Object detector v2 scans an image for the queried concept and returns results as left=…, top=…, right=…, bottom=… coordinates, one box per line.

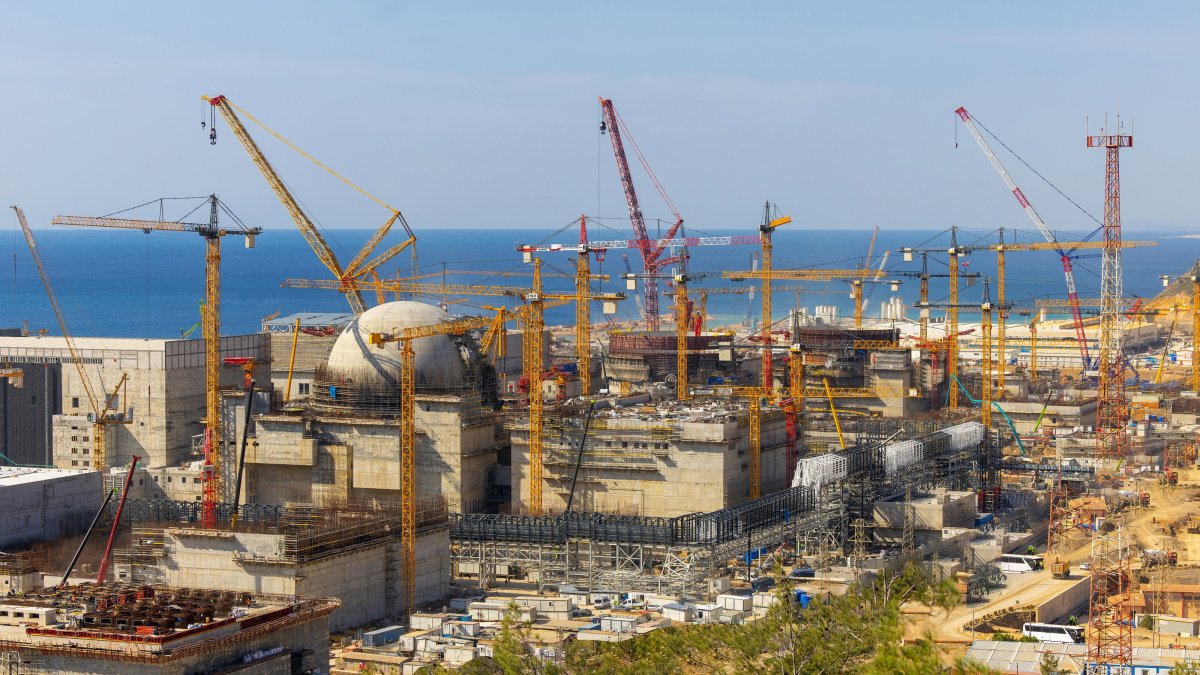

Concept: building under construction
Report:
left=0, top=582, right=337, bottom=674
left=114, top=499, right=448, bottom=632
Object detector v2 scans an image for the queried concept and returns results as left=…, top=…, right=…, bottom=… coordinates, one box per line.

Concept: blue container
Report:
left=795, top=591, right=811, bottom=609
left=363, top=625, right=404, bottom=647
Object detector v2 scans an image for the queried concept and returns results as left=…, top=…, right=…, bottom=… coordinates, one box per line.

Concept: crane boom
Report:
left=955, top=106, right=1091, bottom=369
left=599, top=97, right=683, bottom=331
left=13, top=207, right=101, bottom=414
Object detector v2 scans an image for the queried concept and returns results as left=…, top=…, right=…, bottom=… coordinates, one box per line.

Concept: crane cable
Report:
left=967, top=113, right=1103, bottom=230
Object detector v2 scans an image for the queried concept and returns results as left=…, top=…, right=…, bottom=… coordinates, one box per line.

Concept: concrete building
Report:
left=511, top=397, right=789, bottom=516
left=263, top=311, right=354, bottom=403
left=118, top=501, right=451, bottom=632
left=241, top=301, right=528, bottom=514
left=0, top=335, right=268, bottom=477
left=0, top=467, right=102, bottom=548
left=0, top=583, right=337, bottom=674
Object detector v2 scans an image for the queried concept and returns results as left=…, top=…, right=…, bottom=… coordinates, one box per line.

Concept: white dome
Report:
left=325, top=301, right=465, bottom=387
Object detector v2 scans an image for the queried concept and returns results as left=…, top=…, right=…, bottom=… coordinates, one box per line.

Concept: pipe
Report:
left=59, top=487, right=116, bottom=586
left=229, top=380, right=256, bottom=527
left=96, top=455, right=139, bottom=584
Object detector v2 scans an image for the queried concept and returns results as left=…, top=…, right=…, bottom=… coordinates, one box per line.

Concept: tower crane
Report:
left=203, top=94, right=416, bottom=315
left=366, top=307, right=533, bottom=613
left=53, top=196, right=262, bottom=528
left=13, top=206, right=132, bottom=476
left=286, top=266, right=621, bottom=515
left=599, top=97, right=685, bottom=331
left=955, top=106, right=1094, bottom=370
left=758, top=204, right=792, bottom=391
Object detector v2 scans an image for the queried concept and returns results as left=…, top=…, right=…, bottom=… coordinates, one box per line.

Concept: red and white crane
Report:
left=598, top=97, right=685, bottom=331
left=955, top=106, right=1091, bottom=370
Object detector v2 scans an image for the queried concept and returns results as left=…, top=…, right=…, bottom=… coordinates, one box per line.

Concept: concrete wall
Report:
left=0, top=469, right=102, bottom=547
left=0, top=362, right=61, bottom=466
left=150, top=526, right=449, bottom=632
left=511, top=408, right=787, bottom=517
left=247, top=397, right=496, bottom=513
left=0, top=334, right=268, bottom=472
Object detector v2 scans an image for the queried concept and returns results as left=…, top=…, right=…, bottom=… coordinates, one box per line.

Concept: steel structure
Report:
left=13, top=206, right=132, bottom=476
left=1089, top=127, right=1133, bottom=463
left=54, top=198, right=262, bottom=528
left=1086, top=124, right=1134, bottom=674
left=758, top=204, right=792, bottom=391
left=451, top=486, right=818, bottom=595
left=204, top=94, right=416, bottom=315
left=599, top=97, right=684, bottom=331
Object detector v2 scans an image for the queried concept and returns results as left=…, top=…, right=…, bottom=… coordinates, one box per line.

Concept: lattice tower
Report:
left=901, top=487, right=915, bottom=555
left=1086, top=524, right=1132, bottom=672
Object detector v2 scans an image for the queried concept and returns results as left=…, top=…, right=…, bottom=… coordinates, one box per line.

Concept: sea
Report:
left=1, top=226, right=1197, bottom=339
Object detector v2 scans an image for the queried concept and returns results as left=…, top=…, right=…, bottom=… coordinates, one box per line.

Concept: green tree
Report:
left=493, top=601, right=558, bottom=675
left=1039, top=651, right=1070, bottom=675
left=1170, top=661, right=1200, bottom=675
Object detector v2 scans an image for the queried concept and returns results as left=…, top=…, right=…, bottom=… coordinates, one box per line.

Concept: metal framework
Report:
left=54, top=199, right=261, bottom=527
left=599, top=97, right=684, bottom=331
left=1086, top=125, right=1134, bottom=674
left=14, top=206, right=133, bottom=476
left=204, top=94, right=416, bottom=315
left=451, top=486, right=817, bottom=595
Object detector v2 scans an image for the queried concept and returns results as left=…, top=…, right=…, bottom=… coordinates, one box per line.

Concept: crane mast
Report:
left=599, top=97, right=682, bottom=331
left=54, top=197, right=261, bottom=526
left=954, top=107, right=1091, bottom=370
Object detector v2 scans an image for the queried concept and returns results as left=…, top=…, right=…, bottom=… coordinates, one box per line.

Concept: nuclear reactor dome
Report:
left=325, top=301, right=466, bottom=388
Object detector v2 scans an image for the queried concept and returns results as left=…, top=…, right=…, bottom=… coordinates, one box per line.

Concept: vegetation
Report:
left=439, top=563, right=998, bottom=674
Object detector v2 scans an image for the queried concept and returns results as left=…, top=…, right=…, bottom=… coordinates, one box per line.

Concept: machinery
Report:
left=13, top=206, right=132, bottom=476
left=54, top=197, right=262, bottom=529
left=598, top=97, right=685, bottom=331
left=204, top=94, right=416, bottom=315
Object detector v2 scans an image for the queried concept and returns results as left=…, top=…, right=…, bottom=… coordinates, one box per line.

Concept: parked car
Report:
left=1078, top=562, right=1091, bottom=571
left=790, top=565, right=816, bottom=579
left=571, top=608, right=593, bottom=618
left=592, top=597, right=611, bottom=610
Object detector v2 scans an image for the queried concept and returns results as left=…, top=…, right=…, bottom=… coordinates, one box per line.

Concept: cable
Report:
left=970, top=113, right=1103, bottom=228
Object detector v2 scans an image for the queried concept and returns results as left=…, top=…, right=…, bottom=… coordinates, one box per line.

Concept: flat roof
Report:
left=0, top=467, right=94, bottom=487
left=0, top=335, right=170, bottom=352
left=263, top=312, right=355, bottom=330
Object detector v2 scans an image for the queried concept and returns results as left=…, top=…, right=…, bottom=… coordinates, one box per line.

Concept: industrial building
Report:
left=239, top=301, right=533, bottom=513
left=116, top=500, right=450, bottom=632
left=0, top=582, right=337, bottom=674
left=0, top=335, right=267, bottom=479
left=0, top=467, right=102, bottom=549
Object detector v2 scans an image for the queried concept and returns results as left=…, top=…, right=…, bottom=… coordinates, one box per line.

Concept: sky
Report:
left=1, top=2, right=1198, bottom=248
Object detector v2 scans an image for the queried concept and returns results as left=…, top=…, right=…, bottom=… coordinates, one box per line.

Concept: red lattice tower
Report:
left=1089, top=127, right=1132, bottom=463
left=1086, top=124, right=1133, bottom=673
left=1086, top=527, right=1133, bottom=672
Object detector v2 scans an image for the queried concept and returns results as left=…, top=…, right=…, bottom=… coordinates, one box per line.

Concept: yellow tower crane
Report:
left=203, top=94, right=416, bottom=315
left=367, top=308, right=525, bottom=613
left=757, top=205, right=793, bottom=391
left=14, top=206, right=132, bottom=475
left=285, top=267, right=621, bottom=515
left=989, top=238, right=1154, bottom=395
left=54, top=197, right=261, bottom=528
left=722, top=265, right=887, bottom=331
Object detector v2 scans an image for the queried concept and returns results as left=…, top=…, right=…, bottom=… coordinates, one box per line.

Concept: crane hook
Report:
left=209, top=128, right=218, bottom=145
left=599, top=120, right=607, bottom=135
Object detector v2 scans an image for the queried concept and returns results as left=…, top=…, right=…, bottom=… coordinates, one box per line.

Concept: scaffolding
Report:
left=451, top=486, right=818, bottom=595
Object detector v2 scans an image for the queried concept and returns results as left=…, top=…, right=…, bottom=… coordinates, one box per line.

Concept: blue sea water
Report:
left=0, top=226, right=1196, bottom=339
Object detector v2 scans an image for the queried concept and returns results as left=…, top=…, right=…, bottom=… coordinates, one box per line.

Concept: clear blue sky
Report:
left=1, top=1, right=1197, bottom=243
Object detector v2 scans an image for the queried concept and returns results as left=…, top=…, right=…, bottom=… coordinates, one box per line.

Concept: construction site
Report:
left=0, top=93, right=1199, bottom=674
